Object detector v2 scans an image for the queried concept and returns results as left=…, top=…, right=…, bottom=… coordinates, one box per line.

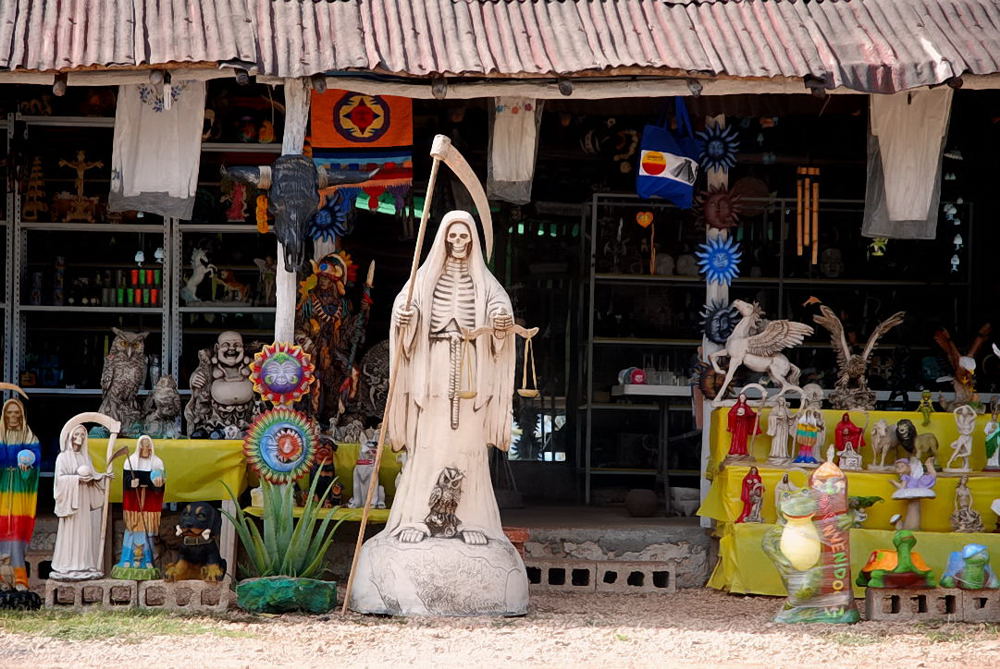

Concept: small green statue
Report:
left=857, top=515, right=936, bottom=588
left=917, top=390, right=935, bottom=426
left=940, top=544, right=999, bottom=589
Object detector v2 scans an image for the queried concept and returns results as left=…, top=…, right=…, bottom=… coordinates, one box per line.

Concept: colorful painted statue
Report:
left=296, top=252, right=374, bottom=424
left=891, top=457, right=937, bottom=531
left=792, top=388, right=824, bottom=465
left=726, top=393, right=760, bottom=459
left=985, top=400, right=1000, bottom=471
left=857, top=520, right=936, bottom=588
left=834, top=413, right=865, bottom=454
left=111, top=436, right=165, bottom=580
left=941, top=544, right=999, bottom=589
left=736, top=467, right=764, bottom=523
left=0, top=397, right=40, bottom=591
left=762, top=459, right=859, bottom=624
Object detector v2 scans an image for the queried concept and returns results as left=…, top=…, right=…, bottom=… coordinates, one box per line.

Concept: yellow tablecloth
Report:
left=707, top=522, right=1000, bottom=597
left=243, top=506, right=391, bottom=523
left=90, top=438, right=248, bottom=503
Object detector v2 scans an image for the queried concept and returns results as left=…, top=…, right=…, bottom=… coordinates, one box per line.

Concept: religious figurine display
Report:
left=50, top=414, right=122, bottom=581
left=867, top=419, right=896, bottom=472
left=55, top=150, right=102, bottom=223
left=110, top=436, right=165, bottom=580
left=708, top=300, right=813, bottom=403
left=348, top=206, right=530, bottom=617
left=0, top=391, right=40, bottom=593
left=296, top=252, right=374, bottom=424
left=792, top=385, right=825, bottom=465
left=812, top=306, right=905, bottom=410
left=765, top=397, right=794, bottom=466
left=945, top=405, right=977, bottom=472
left=890, top=457, right=937, bottom=531
left=736, top=467, right=764, bottom=523
left=950, top=474, right=984, bottom=533
left=833, top=413, right=865, bottom=471
left=142, top=375, right=182, bottom=439
left=96, top=328, right=150, bottom=436
left=726, top=393, right=760, bottom=463
left=941, top=544, right=999, bottom=589
left=857, top=515, right=936, bottom=588
left=184, top=331, right=260, bottom=439
left=761, top=458, right=859, bottom=624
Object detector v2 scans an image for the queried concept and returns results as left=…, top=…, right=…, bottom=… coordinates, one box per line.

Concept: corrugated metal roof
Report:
left=0, top=0, right=998, bottom=94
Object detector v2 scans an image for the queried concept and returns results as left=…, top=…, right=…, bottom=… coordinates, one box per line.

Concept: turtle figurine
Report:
left=940, top=544, right=999, bottom=590
left=856, top=515, right=936, bottom=589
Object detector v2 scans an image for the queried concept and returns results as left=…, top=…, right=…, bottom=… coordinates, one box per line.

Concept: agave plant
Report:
left=221, top=473, right=345, bottom=579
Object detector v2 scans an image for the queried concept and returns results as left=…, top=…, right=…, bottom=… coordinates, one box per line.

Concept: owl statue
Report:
left=98, top=327, right=149, bottom=434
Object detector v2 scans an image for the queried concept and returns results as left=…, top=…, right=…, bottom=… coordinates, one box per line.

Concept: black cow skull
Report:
left=222, top=155, right=375, bottom=272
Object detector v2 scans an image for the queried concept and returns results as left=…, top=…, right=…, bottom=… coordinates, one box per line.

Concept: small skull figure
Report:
left=446, top=223, right=471, bottom=259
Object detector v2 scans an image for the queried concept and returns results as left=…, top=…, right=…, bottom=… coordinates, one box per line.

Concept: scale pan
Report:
left=517, top=389, right=540, bottom=398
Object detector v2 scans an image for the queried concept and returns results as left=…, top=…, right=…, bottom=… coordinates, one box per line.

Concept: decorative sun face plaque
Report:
left=244, top=408, right=319, bottom=484
left=250, top=342, right=316, bottom=406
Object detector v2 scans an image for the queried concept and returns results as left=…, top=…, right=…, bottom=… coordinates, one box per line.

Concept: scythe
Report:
left=60, top=412, right=125, bottom=576
left=0, top=382, right=29, bottom=400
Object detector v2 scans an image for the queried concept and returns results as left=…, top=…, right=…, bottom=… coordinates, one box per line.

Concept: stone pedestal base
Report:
left=45, top=578, right=137, bottom=610
left=348, top=531, right=529, bottom=616
left=865, top=588, right=963, bottom=622
left=138, top=579, right=232, bottom=612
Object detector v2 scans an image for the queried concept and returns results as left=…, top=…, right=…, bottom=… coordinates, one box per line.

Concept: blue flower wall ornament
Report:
left=696, top=236, right=742, bottom=286
left=697, top=122, right=739, bottom=173
left=308, top=189, right=354, bottom=242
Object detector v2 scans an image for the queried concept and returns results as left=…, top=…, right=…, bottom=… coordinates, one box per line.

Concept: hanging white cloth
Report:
left=108, top=81, right=206, bottom=219
left=863, top=88, right=952, bottom=239
left=487, top=97, right=543, bottom=205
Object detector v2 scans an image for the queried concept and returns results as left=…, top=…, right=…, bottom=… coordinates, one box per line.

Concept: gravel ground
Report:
left=1, top=589, right=998, bottom=668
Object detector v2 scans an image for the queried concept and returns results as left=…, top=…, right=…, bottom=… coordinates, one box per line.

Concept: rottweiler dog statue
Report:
left=164, top=502, right=227, bottom=582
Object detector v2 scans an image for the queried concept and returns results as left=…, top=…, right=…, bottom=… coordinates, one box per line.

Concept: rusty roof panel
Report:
left=0, top=1, right=997, bottom=95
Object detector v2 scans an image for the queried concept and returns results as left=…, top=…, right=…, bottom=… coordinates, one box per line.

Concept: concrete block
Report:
left=595, top=561, right=676, bottom=594
left=44, top=578, right=138, bottom=610
left=864, top=588, right=963, bottom=622
left=523, top=558, right=597, bottom=592
left=138, top=579, right=232, bottom=613
left=961, top=589, right=1000, bottom=623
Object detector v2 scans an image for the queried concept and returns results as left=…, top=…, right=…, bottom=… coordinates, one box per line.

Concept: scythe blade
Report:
left=430, top=135, right=494, bottom=261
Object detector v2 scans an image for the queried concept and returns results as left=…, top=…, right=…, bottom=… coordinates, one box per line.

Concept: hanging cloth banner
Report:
left=310, top=90, right=413, bottom=212
left=636, top=97, right=700, bottom=209
left=487, top=97, right=543, bottom=204
left=862, top=88, right=952, bottom=240
left=108, top=81, right=206, bottom=219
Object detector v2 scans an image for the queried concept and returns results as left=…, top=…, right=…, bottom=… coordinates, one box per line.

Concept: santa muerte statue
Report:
left=0, top=389, right=40, bottom=593
left=296, top=251, right=374, bottom=425
left=111, top=435, right=165, bottom=580
left=726, top=393, right=761, bottom=460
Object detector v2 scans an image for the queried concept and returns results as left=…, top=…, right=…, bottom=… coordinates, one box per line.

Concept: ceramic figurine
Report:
left=311, top=436, right=341, bottom=508
left=774, top=472, right=799, bottom=513
left=296, top=253, right=375, bottom=424
left=895, top=419, right=939, bottom=464
left=347, top=439, right=385, bottom=510
left=352, top=340, right=390, bottom=421
left=867, top=419, right=896, bottom=471
left=950, top=474, right=984, bottom=533
left=984, top=399, right=1000, bottom=471
left=222, top=181, right=248, bottom=222
left=736, top=467, right=764, bottom=523
left=812, top=306, right=905, bottom=411
left=56, top=150, right=103, bottom=223
left=0, top=392, right=40, bottom=592
left=254, top=257, right=277, bottom=306
left=110, top=436, right=165, bottom=580
left=792, top=386, right=825, bottom=466
left=349, top=210, right=529, bottom=617
left=211, top=269, right=251, bottom=304
left=847, top=496, right=883, bottom=528
left=766, top=397, right=794, bottom=465
left=258, top=120, right=276, bottom=143
left=833, top=413, right=865, bottom=456
left=917, top=389, right=935, bottom=426
left=708, top=300, right=813, bottom=403
left=183, top=331, right=260, bottom=439
left=50, top=421, right=114, bottom=581
left=164, top=501, right=227, bottom=582
left=993, top=498, right=1000, bottom=532
left=180, top=248, right=217, bottom=304
left=890, top=457, right=937, bottom=531
left=141, top=375, right=182, bottom=439
left=941, top=544, right=999, bottom=589
left=857, top=515, right=936, bottom=588
left=726, top=393, right=761, bottom=462
left=761, top=460, right=859, bottom=623
left=935, top=325, right=991, bottom=411
left=945, top=405, right=977, bottom=472
left=96, top=328, right=150, bottom=435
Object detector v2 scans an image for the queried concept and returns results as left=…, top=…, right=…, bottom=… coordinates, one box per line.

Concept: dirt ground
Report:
left=1, top=589, right=997, bottom=668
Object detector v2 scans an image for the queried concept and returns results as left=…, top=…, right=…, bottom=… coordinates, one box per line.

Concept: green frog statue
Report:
left=761, top=457, right=860, bottom=624
left=940, top=544, right=999, bottom=590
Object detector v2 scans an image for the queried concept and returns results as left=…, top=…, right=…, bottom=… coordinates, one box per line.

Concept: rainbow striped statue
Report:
left=0, top=396, right=40, bottom=591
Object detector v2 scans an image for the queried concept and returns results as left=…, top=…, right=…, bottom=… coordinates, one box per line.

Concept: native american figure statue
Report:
left=812, top=306, right=905, bottom=410
left=708, top=300, right=813, bottom=404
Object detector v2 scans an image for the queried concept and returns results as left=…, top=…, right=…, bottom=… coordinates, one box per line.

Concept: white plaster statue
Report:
left=945, top=404, right=976, bottom=472
left=765, top=397, right=794, bottom=465
left=349, top=210, right=528, bottom=616
left=49, top=425, right=111, bottom=580
left=348, top=440, right=385, bottom=510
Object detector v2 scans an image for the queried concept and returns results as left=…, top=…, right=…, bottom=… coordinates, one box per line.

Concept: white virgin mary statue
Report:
left=350, top=210, right=529, bottom=617
left=50, top=425, right=110, bottom=581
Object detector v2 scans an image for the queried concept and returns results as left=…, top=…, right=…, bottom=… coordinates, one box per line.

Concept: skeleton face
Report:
left=71, top=426, right=87, bottom=451
left=446, top=222, right=472, bottom=259
left=138, top=436, right=153, bottom=458
left=4, top=402, right=22, bottom=430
